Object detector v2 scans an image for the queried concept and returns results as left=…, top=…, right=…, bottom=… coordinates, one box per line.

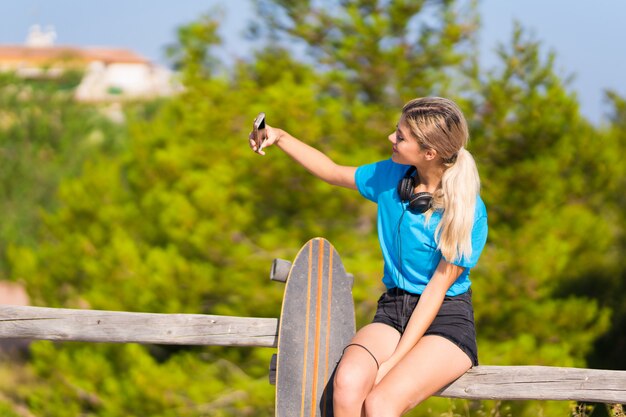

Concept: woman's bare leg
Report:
left=364, top=335, right=472, bottom=417
left=333, top=323, right=401, bottom=417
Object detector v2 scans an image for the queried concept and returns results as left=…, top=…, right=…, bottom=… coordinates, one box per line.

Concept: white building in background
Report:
left=0, top=25, right=179, bottom=102
left=24, top=24, right=57, bottom=47
left=74, top=56, right=177, bottom=102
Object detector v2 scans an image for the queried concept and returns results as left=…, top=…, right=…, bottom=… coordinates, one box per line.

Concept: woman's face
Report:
left=388, top=120, right=423, bottom=166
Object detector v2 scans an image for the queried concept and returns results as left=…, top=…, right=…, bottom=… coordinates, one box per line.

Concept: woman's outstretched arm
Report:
left=250, top=125, right=358, bottom=190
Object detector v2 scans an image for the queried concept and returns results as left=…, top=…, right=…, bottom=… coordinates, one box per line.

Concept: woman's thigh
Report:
left=346, top=323, right=401, bottom=366
left=368, top=335, right=472, bottom=415
left=335, top=323, right=401, bottom=388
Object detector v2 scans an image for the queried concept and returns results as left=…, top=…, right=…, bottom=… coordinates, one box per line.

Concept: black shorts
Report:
left=372, top=288, right=479, bottom=366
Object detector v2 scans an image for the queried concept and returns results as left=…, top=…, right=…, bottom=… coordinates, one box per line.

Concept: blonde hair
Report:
left=402, top=97, right=480, bottom=263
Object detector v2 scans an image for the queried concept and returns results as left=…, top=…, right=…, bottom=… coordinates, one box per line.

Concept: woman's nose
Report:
left=388, top=132, right=396, bottom=143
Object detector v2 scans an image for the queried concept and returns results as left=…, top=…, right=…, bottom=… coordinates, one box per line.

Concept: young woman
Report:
left=250, top=97, right=488, bottom=417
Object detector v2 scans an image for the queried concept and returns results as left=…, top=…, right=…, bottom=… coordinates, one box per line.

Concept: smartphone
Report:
left=252, top=112, right=267, bottom=152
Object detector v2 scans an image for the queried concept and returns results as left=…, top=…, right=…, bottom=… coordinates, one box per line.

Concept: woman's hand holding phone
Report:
left=249, top=112, right=280, bottom=155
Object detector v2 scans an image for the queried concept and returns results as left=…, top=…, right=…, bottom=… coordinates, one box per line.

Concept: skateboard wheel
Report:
left=270, top=258, right=292, bottom=283
left=269, top=353, right=277, bottom=385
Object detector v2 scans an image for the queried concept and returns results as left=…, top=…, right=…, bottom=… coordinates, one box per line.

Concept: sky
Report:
left=1, top=0, right=624, bottom=125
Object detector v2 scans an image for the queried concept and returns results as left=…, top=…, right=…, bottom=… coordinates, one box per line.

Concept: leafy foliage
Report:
left=0, top=72, right=127, bottom=276
left=254, top=0, right=478, bottom=106
left=470, top=24, right=612, bottom=365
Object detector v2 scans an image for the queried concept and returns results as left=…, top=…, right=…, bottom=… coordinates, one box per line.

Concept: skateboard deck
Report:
left=275, top=238, right=355, bottom=417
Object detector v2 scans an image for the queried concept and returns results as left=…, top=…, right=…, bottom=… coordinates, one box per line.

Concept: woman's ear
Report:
left=424, top=148, right=438, bottom=161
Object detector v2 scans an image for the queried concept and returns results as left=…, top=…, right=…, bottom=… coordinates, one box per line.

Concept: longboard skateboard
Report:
left=272, top=238, right=355, bottom=417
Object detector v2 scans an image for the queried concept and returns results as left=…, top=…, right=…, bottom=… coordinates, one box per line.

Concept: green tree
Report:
left=559, top=90, right=626, bottom=378
left=468, top=25, right=612, bottom=415
left=593, top=91, right=626, bottom=370
left=253, top=0, right=479, bottom=106
left=7, top=17, right=282, bottom=416
left=0, top=72, right=126, bottom=276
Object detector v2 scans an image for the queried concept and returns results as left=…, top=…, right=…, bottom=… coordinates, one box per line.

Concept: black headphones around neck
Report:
left=397, top=166, right=433, bottom=213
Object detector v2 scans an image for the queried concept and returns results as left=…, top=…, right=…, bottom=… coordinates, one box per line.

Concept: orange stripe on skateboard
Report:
left=321, top=246, right=333, bottom=417
left=300, top=241, right=314, bottom=417
left=310, top=239, right=326, bottom=417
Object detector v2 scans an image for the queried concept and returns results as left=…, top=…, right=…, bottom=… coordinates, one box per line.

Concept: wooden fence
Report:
left=1, top=304, right=625, bottom=404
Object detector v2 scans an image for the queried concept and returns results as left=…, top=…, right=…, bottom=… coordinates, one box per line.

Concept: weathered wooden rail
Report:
left=1, top=304, right=625, bottom=404
left=0, top=305, right=278, bottom=347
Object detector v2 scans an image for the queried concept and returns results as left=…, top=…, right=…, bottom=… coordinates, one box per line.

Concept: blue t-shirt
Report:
left=355, top=159, right=488, bottom=296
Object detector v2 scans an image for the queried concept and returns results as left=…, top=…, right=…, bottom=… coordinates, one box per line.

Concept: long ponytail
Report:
left=431, top=147, right=480, bottom=262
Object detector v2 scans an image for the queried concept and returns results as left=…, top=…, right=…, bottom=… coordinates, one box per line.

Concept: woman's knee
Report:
left=334, top=361, right=368, bottom=393
left=333, top=358, right=374, bottom=404
left=363, top=388, right=398, bottom=417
